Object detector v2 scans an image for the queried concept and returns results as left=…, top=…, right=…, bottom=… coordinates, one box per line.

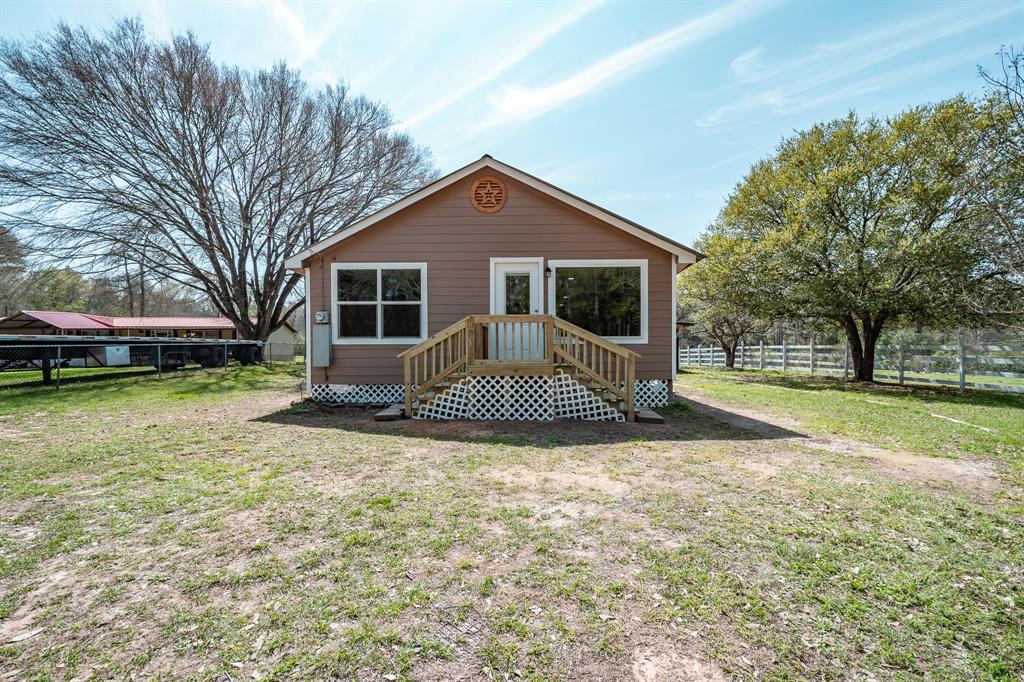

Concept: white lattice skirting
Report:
left=470, top=375, right=556, bottom=420
left=416, top=380, right=470, bottom=420
left=553, top=373, right=625, bottom=422
left=634, top=379, right=669, bottom=408
left=415, top=372, right=624, bottom=422
left=310, top=383, right=405, bottom=405
left=309, top=378, right=668, bottom=412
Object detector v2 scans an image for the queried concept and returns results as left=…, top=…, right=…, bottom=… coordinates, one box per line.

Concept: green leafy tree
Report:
left=23, top=268, right=87, bottom=311
left=83, top=277, right=123, bottom=316
left=715, top=101, right=985, bottom=381
left=678, top=234, right=773, bottom=368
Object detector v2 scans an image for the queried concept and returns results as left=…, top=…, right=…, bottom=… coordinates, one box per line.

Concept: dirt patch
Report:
left=0, top=569, right=72, bottom=644
left=491, top=466, right=631, bottom=498
left=801, top=435, right=1000, bottom=488
left=631, top=645, right=728, bottom=681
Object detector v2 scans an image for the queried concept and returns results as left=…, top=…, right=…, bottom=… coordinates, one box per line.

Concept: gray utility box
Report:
left=312, top=322, right=332, bottom=367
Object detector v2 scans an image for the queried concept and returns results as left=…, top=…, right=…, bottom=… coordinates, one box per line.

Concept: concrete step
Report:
left=634, top=406, right=664, bottom=424
left=374, top=404, right=404, bottom=421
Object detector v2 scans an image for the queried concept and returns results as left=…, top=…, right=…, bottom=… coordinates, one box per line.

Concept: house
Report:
left=264, top=323, right=303, bottom=361
left=0, top=310, right=300, bottom=344
left=285, top=155, right=702, bottom=421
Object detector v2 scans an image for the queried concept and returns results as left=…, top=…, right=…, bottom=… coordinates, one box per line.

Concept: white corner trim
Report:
left=546, top=258, right=648, bottom=344
left=489, top=257, right=545, bottom=315
left=304, top=267, right=312, bottom=394
left=285, top=157, right=700, bottom=271
left=671, top=254, right=678, bottom=377
left=329, top=262, right=428, bottom=345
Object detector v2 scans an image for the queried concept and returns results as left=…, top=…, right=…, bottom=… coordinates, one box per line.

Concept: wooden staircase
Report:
left=397, top=314, right=638, bottom=421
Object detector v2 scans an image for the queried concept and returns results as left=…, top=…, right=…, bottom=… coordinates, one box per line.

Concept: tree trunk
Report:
left=720, top=340, right=738, bottom=369
left=138, top=264, right=146, bottom=317
left=839, top=314, right=886, bottom=381
left=123, top=259, right=134, bottom=315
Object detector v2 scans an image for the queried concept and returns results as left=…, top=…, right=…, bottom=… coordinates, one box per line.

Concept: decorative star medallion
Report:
left=470, top=176, right=507, bottom=214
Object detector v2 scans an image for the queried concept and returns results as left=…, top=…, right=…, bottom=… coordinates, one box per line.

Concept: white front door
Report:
left=491, top=259, right=543, bottom=315
left=489, top=258, right=544, bottom=360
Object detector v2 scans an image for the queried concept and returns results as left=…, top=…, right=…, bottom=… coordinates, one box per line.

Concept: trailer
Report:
left=0, top=335, right=263, bottom=386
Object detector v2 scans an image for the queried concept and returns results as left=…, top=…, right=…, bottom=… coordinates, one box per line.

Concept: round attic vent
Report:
left=470, top=176, right=507, bottom=214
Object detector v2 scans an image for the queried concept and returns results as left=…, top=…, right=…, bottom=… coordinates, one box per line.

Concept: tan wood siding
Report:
left=307, top=169, right=674, bottom=384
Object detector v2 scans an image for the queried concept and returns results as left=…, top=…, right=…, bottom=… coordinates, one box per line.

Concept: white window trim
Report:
left=330, top=262, right=428, bottom=345
left=547, top=258, right=648, bottom=344
left=488, top=257, right=545, bottom=315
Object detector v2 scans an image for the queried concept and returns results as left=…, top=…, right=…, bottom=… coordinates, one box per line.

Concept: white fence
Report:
left=679, top=337, right=1024, bottom=394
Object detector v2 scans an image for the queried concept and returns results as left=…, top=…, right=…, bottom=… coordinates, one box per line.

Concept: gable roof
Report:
left=0, top=310, right=112, bottom=331
left=285, top=155, right=703, bottom=271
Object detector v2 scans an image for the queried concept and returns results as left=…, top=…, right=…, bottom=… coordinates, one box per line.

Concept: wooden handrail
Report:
left=398, top=316, right=472, bottom=359
left=549, top=316, right=639, bottom=420
left=550, top=317, right=641, bottom=360
left=397, top=314, right=638, bottom=420
left=398, top=316, right=472, bottom=416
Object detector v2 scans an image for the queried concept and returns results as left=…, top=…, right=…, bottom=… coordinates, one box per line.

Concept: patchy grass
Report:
left=678, top=367, right=1024, bottom=472
left=1, top=364, right=1022, bottom=680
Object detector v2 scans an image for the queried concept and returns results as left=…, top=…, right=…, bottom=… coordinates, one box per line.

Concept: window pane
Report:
left=337, top=269, right=377, bottom=302
left=504, top=273, right=530, bottom=314
left=383, top=304, right=421, bottom=338
left=555, top=267, right=641, bottom=337
left=381, top=268, right=421, bottom=301
left=338, top=304, right=377, bottom=337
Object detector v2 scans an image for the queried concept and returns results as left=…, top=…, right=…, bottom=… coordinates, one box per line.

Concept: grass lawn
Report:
left=0, top=365, right=159, bottom=390
left=1, top=364, right=1022, bottom=680
left=679, top=368, right=1024, bottom=489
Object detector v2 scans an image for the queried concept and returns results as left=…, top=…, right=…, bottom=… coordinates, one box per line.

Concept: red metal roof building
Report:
left=0, top=310, right=243, bottom=338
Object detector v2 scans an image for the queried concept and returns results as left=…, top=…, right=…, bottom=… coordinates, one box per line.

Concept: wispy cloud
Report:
left=397, top=1, right=603, bottom=130
left=696, top=3, right=1019, bottom=127
left=480, top=1, right=771, bottom=130
left=141, top=1, right=172, bottom=39
left=264, top=0, right=344, bottom=68
left=729, top=47, right=763, bottom=78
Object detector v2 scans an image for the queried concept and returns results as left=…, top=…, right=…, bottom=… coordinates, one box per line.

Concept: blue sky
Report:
left=2, top=1, right=1021, bottom=247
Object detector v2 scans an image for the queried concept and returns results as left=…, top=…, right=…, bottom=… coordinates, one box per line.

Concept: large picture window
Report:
left=548, top=259, right=647, bottom=343
left=332, top=263, right=427, bottom=344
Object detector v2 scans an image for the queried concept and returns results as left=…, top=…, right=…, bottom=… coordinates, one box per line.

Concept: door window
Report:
left=504, top=272, right=531, bottom=314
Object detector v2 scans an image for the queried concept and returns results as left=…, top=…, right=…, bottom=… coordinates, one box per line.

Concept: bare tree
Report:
left=975, top=46, right=1024, bottom=331
left=0, top=225, right=24, bottom=315
left=0, top=19, right=436, bottom=339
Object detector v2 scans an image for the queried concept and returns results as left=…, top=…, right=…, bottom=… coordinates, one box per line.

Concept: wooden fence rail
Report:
left=678, top=337, right=1024, bottom=394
